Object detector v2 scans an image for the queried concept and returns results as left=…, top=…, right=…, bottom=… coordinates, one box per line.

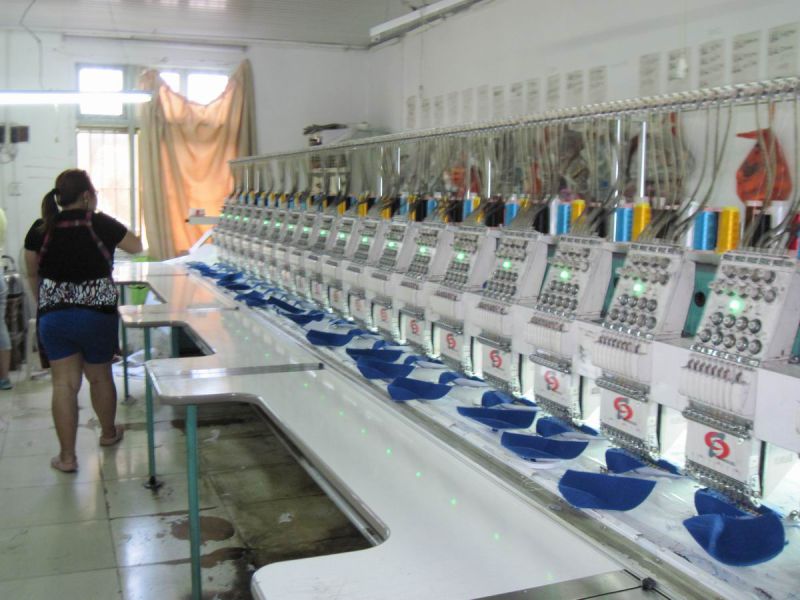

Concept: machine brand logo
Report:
left=613, top=396, right=634, bottom=421
left=489, top=349, right=503, bottom=369
left=380, top=308, right=389, bottom=322
left=543, top=370, right=560, bottom=392
left=446, top=333, right=457, bottom=350
left=410, top=320, right=420, bottom=335
left=705, top=432, right=731, bottom=460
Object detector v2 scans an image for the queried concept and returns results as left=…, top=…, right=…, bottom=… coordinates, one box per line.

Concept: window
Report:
left=76, top=131, right=138, bottom=229
left=79, top=67, right=125, bottom=116
left=158, top=69, right=229, bottom=105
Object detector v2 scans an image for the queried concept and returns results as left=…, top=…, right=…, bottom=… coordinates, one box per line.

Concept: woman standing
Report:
left=24, top=169, right=143, bottom=472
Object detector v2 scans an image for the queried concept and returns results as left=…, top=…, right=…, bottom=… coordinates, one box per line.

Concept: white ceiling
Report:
left=0, top=0, right=414, bottom=47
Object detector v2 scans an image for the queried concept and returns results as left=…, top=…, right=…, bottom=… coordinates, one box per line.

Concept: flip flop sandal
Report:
left=99, top=426, right=125, bottom=447
left=50, top=456, right=78, bottom=473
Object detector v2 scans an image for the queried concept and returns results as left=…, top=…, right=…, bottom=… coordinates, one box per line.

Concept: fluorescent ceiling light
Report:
left=369, top=0, right=482, bottom=44
left=0, top=91, right=151, bottom=106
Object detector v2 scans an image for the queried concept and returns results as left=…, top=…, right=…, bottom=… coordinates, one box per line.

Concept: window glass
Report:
left=187, top=73, right=228, bottom=105
left=159, top=71, right=181, bottom=93
left=78, top=67, right=124, bottom=116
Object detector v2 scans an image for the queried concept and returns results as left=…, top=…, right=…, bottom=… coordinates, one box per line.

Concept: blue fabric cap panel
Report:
left=501, top=432, right=588, bottom=460
left=356, top=359, right=415, bottom=380
left=387, top=377, right=451, bottom=401
left=457, top=407, right=537, bottom=430
left=267, top=297, right=304, bottom=314
left=683, top=511, right=786, bottom=566
left=346, top=348, right=405, bottom=362
left=558, top=470, right=656, bottom=511
left=481, top=390, right=515, bottom=407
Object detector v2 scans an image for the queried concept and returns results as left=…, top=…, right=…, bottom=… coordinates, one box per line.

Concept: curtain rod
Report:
left=231, top=76, right=800, bottom=166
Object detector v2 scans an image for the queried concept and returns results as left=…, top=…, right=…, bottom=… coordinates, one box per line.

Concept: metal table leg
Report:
left=143, top=327, right=162, bottom=490
left=120, top=286, right=129, bottom=399
left=186, top=404, right=203, bottom=600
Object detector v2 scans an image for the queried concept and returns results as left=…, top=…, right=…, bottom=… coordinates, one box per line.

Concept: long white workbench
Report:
left=119, top=262, right=656, bottom=600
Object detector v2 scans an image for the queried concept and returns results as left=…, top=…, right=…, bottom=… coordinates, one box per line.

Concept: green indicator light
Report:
left=387, top=241, right=396, bottom=248
left=419, top=246, right=428, bottom=254
left=275, top=222, right=281, bottom=227
left=386, top=448, right=392, bottom=455
left=303, top=382, right=308, bottom=388
left=244, top=217, right=249, bottom=222
left=502, top=259, right=512, bottom=270
left=632, top=281, right=646, bottom=296
left=362, top=236, right=369, bottom=243
left=493, top=532, right=501, bottom=541
left=729, top=297, right=744, bottom=314
left=360, top=428, right=367, bottom=435
left=234, top=216, right=240, bottom=220
left=450, top=498, right=457, bottom=506
left=559, top=269, right=571, bottom=281
left=303, top=227, right=310, bottom=233
left=263, top=219, right=268, bottom=225
left=288, top=224, right=294, bottom=229
left=321, top=230, right=328, bottom=236
left=456, top=251, right=466, bottom=261
left=338, top=232, right=347, bottom=239
left=415, top=471, right=422, bottom=478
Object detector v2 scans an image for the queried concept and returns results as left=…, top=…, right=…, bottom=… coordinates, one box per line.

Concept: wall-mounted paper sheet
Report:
left=768, top=23, right=799, bottom=78
left=639, top=53, right=660, bottom=96
left=588, top=66, right=607, bottom=104
left=406, top=96, right=416, bottom=130
left=420, top=97, right=431, bottom=129
left=565, top=70, right=584, bottom=106
left=508, top=81, right=523, bottom=116
left=434, top=95, right=444, bottom=127
left=732, top=31, right=761, bottom=83
left=667, top=47, right=690, bottom=92
left=492, top=85, right=506, bottom=119
left=546, top=73, right=561, bottom=110
left=698, top=39, right=725, bottom=88
left=447, top=91, right=459, bottom=125
left=525, top=78, right=540, bottom=114
left=462, top=88, right=474, bottom=122
left=477, top=84, right=490, bottom=121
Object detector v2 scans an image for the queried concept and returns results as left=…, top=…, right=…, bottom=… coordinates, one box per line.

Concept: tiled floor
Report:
left=0, top=370, right=370, bottom=599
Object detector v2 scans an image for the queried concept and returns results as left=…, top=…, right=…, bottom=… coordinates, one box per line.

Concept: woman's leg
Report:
left=50, top=353, right=84, bottom=464
left=83, top=361, right=119, bottom=440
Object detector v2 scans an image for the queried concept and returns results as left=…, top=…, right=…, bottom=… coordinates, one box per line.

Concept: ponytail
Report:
left=38, top=189, right=60, bottom=234
left=36, top=169, right=95, bottom=233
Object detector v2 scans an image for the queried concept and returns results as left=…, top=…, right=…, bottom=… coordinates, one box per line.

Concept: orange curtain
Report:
left=138, top=60, right=256, bottom=259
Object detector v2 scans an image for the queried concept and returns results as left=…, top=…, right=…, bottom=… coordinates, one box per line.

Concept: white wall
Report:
left=366, top=0, right=800, bottom=131
left=0, top=30, right=369, bottom=261
left=363, top=0, right=800, bottom=211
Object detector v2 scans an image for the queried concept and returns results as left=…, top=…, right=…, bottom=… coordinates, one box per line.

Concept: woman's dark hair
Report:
left=39, top=169, right=96, bottom=233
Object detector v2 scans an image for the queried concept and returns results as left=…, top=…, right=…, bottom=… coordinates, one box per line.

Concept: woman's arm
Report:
left=117, top=230, right=143, bottom=255
left=24, top=249, right=40, bottom=304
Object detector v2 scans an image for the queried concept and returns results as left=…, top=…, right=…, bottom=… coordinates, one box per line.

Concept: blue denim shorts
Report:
left=39, top=308, right=119, bottom=363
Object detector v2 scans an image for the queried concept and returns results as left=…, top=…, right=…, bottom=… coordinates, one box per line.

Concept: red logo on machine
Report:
left=410, top=320, right=420, bottom=335
left=489, top=349, right=503, bottom=369
left=543, top=370, right=560, bottom=392
left=446, top=333, right=457, bottom=350
left=705, top=432, right=731, bottom=460
left=380, top=308, right=389, bottom=322
left=613, top=396, right=634, bottom=421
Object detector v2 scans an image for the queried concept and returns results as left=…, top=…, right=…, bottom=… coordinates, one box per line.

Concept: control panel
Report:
left=604, top=243, right=695, bottom=340
left=692, top=252, right=800, bottom=366
left=536, top=237, right=611, bottom=320
left=481, top=233, right=547, bottom=305
left=406, top=225, right=447, bottom=280
left=330, top=216, right=356, bottom=257
left=377, top=223, right=412, bottom=271
left=440, top=228, right=489, bottom=290
left=352, top=219, right=385, bottom=264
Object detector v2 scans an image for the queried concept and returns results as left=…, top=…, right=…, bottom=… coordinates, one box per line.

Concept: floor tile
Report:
left=109, top=420, right=186, bottom=449
left=0, top=481, right=107, bottom=528
left=100, top=442, right=188, bottom=480
left=111, top=507, right=243, bottom=567
left=105, top=473, right=222, bottom=518
left=120, top=558, right=253, bottom=600
left=209, top=463, right=320, bottom=506
left=2, top=426, right=99, bottom=457
left=0, top=520, right=116, bottom=580
left=0, top=452, right=102, bottom=488
left=199, top=436, right=296, bottom=472
left=0, top=568, right=121, bottom=599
